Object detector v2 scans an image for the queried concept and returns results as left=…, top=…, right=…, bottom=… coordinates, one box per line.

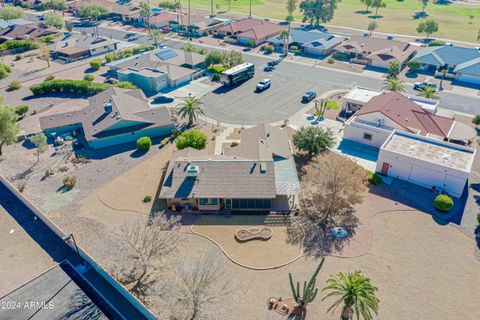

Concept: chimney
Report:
left=104, top=102, right=112, bottom=114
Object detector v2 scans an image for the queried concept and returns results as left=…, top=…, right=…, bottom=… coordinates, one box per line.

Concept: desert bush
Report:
left=89, top=59, right=101, bottom=71
left=477, top=212, right=480, bottom=225
left=367, top=172, right=382, bottom=185
left=58, top=166, right=69, bottom=172
left=176, top=129, right=207, bottom=150
left=30, top=79, right=109, bottom=96
left=83, top=74, right=94, bottom=82
left=143, top=195, right=153, bottom=202
left=7, top=80, right=21, bottom=91
left=15, top=54, right=21, bottom=61
left=434, top=194, right=454, bottom=212
left=327, top=57, right=335, bottom=64
left=45, top=167, right=54, bottom=178
left=0, top=62, right=11, bottom=79
left=263, top=45, right=274, bottom=54
left=14, top=105, right=29, bottom=117
left=160, top=137, right=171, bottom=147
left=45, top=75, right=55, bottom=81
left=63, top=176, right=77, bottom=189
left=207, top=65, right=228, bottom=74
left=113, top=81, right=137, bottom=89
left=137, top=136, right=152, bottom=152
left=0, top=39, right=38, bottom=53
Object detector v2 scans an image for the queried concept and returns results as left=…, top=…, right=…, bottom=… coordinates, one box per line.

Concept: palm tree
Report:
left=285, top=0, right=297, bottom=55
left=322, top=271, right=379, bottom=320
left=279, top=29, right=290, bottom=56
left=382, top=78, right=405, bottom=92
left=139, top=1, right=152, bottom=29
left=176, top=95, right=205, bottom=126
left=418, top=86, right=439, bottom=99
left=149, top=29, right=163, bottom=48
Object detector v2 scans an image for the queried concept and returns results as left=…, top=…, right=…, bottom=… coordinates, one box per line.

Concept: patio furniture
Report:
left=235, top=227, right=273, bottom=242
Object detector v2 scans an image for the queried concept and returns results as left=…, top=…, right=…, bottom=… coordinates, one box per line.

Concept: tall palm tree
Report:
left=285, top=0, right=297, bottom=55
left=418, top=86, right=439, bottom=99
left=279, top=29, right=290, bottom=56
left=149, top=29, right=163, bottom=48
left=382, top=78, right=405, bottom=92
left=176, top=95, right=205, bottom=126
left=322, top=271, right=379, bottom=320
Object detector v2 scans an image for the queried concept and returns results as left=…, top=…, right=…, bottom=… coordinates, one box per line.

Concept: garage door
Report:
left=458, top=74, right=480, bottom=84
left=408, top=166, right=445, bottom=189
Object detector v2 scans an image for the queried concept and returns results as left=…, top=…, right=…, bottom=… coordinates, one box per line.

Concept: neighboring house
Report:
left=334, top=36, right=417, bottom=69
left=0, top=18, right=32, bottom=29
left=267, top=29, right=342, bottom=56
left=106, top=48, right=205, bottom=93
left=40, top=87, right=176, bottom=149
left=159, top=124, right=301, bottom=213
left=376, top=130, right=475, bottom=198
left=411, top=45, right=480, bottom=84
left=0, top=23, right=58, bottom=42
left=217, top=17, right=285, bottom=46
left=343, top=91, right=476, bottom=148
left=71, top=0, right=133, bottom=21
left=181, top=17, right=230, bottom=38
left=49, top=34, right=119, bottom=62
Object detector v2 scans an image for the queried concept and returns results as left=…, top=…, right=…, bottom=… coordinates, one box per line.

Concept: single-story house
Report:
left=343, top=91, right=476, bottom=148
left=411, top=45, right=480, bottom=84
left=376, top=130, right=476, bottom=198
left=267, top=29, right=342, bottom=55
left=39, top=87, right=176, bottom=149
left=106, top=48, right=205, bottom=93
left=125, top=10, right=179, bottom=29
left=0, top=18, right=32, bottom=29
left=216, top=17, right=285, bottom=46
left=181, top=17, right=230, bottom=38
left=334, top=36, right=417, bottom=69
left=49, top=34, right=119, bottom=62
left=71, top=0, right=133, bottom=21
left=159, top=124, right=301, bottom=213
left=0, top=23, right=58, bottom=42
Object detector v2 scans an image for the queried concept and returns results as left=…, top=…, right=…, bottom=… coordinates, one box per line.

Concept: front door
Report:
left=381, top=162, right=390, bottom=175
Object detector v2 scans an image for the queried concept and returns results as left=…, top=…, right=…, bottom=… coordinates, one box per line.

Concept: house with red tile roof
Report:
left=343, top=91, right=476, bottom=148
left=217, top=17, right=285, bottom=46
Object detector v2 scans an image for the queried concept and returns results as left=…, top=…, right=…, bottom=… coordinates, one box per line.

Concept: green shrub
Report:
left=7, top=80, right=21, bottom=91
left=0, top=39, right=38, bottom=53
left=176, top=129, right=207, bottom=150
left=207, top=65, right=228, bottom=74
left=160, top=137, right=171, bottom=147
left=205, top=51, right=223, bottom=66
left=105, top=53, right=114, bottom=63
left=263, top=45, right=274, bottom=54
left=113, top=81, right=137, bottom=89
left=407, top=60, right=421, bottom=70
left=14, top=105, right=29, bottom=117
left=30, top=79, right=110, bottom=96
left=434, top=194, right=454, bottom=212
left=83, top=74, right=94, bottom=82
left=89, top=59, right=101, bottom=71
left=367, top=172, right=383, bottom=185
left=0, top=62, right=11, bottom=79
left=289, top=45, right=298, bottom=51
left=63, top=176, right=77, bottom=189
left=15, top=54, right=21, bottom=61
left=428, top=40, right=445, bottom=47
left=137, top=136, right=152, bottom=152
left=326, top=100, right=340, bottom=110
left=327, top=57, right=335, bottom=64
left=143, top=195, right=153, bottom=202
left=246, top=40, right=255, bottom=48
left=131, top=45, right=155, bottom=54
left=45, top=75, right=55, bottom=81
left=212, top=73, right=220, bottom=81
left=332, top=52, right=351, bottom=61
left=477, top=212, right=480, bottom=225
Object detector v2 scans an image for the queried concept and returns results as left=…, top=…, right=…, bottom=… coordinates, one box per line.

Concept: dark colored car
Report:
left=243, top=48, right=252, bottom=52
left=124, top=33, right=136, bottom=38
left=414, top=81, right=437, bottom=91
left=152, top=94, right=175, bottom=103
left=302, top=91, right=317, bottom=103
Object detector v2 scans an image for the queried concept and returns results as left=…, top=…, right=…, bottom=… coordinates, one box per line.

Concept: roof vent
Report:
left=186, top=165, right=200, bottom=177
left=104, top=102, right=112, bottom=114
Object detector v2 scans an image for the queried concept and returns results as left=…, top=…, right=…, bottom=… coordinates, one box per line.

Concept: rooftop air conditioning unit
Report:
left=104, top=103, right=112, bottom=114
left=186, top=165, right=200, bottom=177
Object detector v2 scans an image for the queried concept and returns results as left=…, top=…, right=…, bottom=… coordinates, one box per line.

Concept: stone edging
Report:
left=189, top=215, right=306, bottom=270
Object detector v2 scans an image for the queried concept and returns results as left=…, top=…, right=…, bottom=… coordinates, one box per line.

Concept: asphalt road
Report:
left=72, top=24, right=480, bottom=124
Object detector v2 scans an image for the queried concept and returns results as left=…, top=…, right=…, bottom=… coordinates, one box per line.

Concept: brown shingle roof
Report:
left=356, top=92, right=454, bottom=137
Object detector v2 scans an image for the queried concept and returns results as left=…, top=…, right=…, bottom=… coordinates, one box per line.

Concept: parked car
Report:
left=256, top=79, right=271, bottom=92
left=414, top=81, right=437, bottom=91
left=243, top=48, right=252, bottom=52
left=124, top=33, right=136, bottom=38
left=264, top=65, right=274, bottom=72
left=302, top=91, right=317, bottom=103
left=152, top=94, right=175, bottom=103
left=162, top=27, right=171, bottom=34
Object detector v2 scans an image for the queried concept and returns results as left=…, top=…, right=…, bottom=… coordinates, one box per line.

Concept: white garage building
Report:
left=377, top=131, right=476, bottom=198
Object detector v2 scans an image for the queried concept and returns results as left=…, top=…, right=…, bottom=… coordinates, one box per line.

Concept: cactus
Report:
left=289, top=257, right=325, bottom=308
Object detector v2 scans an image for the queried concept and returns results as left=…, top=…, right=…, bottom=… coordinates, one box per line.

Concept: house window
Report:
left=199, top=198, right=218, bottom=205
left=363, top=133, right=373, bottom=141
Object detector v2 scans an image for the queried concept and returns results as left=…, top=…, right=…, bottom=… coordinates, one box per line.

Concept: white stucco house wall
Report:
left=376, top=131, right=476, bottom=198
